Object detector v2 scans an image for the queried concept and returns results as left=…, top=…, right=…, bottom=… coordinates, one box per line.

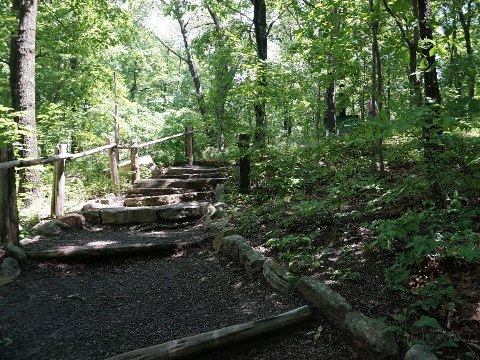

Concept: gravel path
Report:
left=0, top=227, right=351, bottom=360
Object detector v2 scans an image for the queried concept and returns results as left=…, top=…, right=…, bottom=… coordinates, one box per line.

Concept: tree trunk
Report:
left=458, top=0, right=475, bottom=98
left=325, top=79, right=336, bottom=135
left=0, top=144, right=20, bottom=246
left=252, top=0, right=268, bottom=147
left=174, top=5, right=206, bottom=118
left=382, top=0, right=422, bottom=107
left=10, top=0, right=40, bottom=199
left=369, top=0, right=384, bottom=176
left=207, top=5, right=236, bottom=152
left=417, top=0, right=446, bottom=208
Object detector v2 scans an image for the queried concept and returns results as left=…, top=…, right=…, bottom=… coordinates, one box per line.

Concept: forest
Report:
left=0, top=0, right=479, bottom=359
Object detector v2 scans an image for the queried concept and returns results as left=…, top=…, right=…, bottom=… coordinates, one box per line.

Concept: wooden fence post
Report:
left=130, top=141, right=140, bottom=184
left=0, top=144, right=20, bottom=245
left=185, top=125, right=193, bottom=166
left=238, top=134, right=250, bottom=193
left=107, top=138, right=120, bottom=196
left=51, top=143, right=67, bottom=218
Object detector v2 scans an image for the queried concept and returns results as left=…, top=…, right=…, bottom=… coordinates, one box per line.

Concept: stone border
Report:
left=203, top=208, right=438, bottom=360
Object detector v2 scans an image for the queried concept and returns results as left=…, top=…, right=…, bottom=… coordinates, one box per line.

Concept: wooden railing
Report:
left=0, top=126, right=197, bottom=220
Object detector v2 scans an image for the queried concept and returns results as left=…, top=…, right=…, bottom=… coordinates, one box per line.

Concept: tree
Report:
left=251, top=0, right=268, bottom=147
left=10, top=0, right=40, bottom=198
left=417, top=0, right=446, bottom=208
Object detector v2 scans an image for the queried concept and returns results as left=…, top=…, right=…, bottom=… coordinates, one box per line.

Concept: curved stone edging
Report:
left=203, top=213, right=402, bottom=360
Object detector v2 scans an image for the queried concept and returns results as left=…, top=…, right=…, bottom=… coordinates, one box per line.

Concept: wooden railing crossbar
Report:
left=0, top=143, right=116, bottom=170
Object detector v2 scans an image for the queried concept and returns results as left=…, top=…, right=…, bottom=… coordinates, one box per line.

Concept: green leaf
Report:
left=413, top=316, right=442, bottom=329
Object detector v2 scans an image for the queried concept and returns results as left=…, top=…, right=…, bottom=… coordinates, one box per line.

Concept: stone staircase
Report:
left=82, top=165, right=227, bottom=226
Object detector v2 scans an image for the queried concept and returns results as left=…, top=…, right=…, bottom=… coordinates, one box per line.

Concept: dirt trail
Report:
left=0, top=226, right=351, bottom=360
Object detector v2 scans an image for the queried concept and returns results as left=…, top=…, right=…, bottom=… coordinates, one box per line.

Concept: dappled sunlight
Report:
left=87, top=241, right=117, bottom=247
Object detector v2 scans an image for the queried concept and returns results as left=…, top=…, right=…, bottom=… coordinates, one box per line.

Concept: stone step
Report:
left=82, top=202, right=209, bottom=225
left=124, top=191, right=213, bottom=207
left=133, top=178, right=226, bottom=190
left=154, top=172, right=223, bottom=179
left=126, top=187, right=192, bottom=197
left=167, top=166, right=220, bottom=175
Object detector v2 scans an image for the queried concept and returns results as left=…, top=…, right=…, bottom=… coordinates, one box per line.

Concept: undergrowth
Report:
left=229, top=129, right=480, bottom=356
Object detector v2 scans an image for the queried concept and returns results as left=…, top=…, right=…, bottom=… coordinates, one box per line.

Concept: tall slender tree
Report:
left=251, top=0, right=268, bottom=147
left=417, top=0, right=446, bottom=208
left=10, top=0, right=40, bottom=198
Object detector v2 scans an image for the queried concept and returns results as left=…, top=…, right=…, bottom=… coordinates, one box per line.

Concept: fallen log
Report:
left=26, top=242, right=184, bottom=261
left=106, top=305, right=312, bottom=360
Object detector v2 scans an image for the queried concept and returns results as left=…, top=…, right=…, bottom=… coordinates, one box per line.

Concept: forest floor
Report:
left=0, top=225, right=354, bottom=360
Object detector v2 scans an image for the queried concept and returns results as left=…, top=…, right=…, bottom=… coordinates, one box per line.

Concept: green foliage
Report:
left=0, top=106, right=28, bottom=149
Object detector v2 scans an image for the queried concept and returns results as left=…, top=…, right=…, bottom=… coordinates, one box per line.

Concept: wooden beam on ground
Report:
left=26, top=242, right=183, bottom=261
left=105, top=305, right=312, bottom=360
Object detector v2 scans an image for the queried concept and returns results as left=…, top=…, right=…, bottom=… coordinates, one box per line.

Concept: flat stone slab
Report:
left=156, top=173, right=222, bottom=179
left=344, top=312, right=399, bottom=360
left=166, top=166, right=220, bottom=175
left=126, top=188, right=192, bottom=197
left=133, top=178, right=226, bottom=190
left=263, top=260, right=299, bottom=294
left=297, top=276, right=352, bottom=325
left=83, top=202, right=209, bottom=225
left=124, top=192, right=212, bottom=207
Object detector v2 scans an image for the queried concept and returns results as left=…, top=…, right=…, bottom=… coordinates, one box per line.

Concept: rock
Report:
left=156, top=203, right=208, bottom=221
left=404, top=344, right=438, bottom=360
left=212, top=202, right=226, bottom=219
left=33, top=219, right=69, bottom=236
left=220, top=235, right=247, bottom=260
left=214, top=183, right=226, bottom=202
left=238, top=242, right=265, bottom=277
left=344, top=312, right=399, bottom=360
left=212, top=228, right=238, bottom=252
left=82, top=209, right=102, bottom=224
left=19, top=236, right=42, bottom=246
left=297, top=276, right=352, bottom=325
left=5, top=245, right=27, bottom=265
left=60, top=213, right=85, bottom=228
left=0, top=257, right=20, bottom=286
left=101, top=207, right=157, bottom=224
left=100, top=199, right=111, bottom=205
left=263, top=260, right=299, bottom=294
left=119, top=155, right=156, bottom=171
left=204, top=218, right=229, bottom=239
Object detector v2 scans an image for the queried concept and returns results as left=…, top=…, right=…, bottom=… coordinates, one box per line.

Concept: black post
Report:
left=238, top=134, right=250, bottom=193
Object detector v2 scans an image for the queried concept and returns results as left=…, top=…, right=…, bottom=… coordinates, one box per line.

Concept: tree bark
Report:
left=10, top=0, right=40, bottom=198
left=458, top=0, right=475, bottom=98
left=252, top=0, right=268, bottom=147
left=417, top=0, right=446, bottom=208
left=325, top=79, right=336, bottom=135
